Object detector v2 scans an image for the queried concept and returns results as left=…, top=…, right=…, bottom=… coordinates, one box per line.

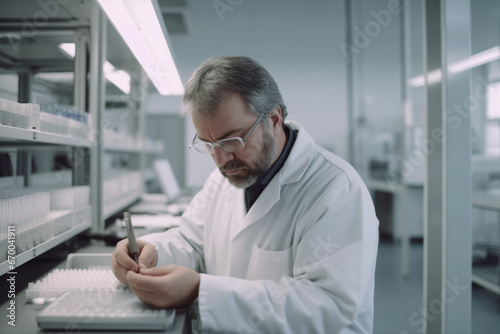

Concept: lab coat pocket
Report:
left=247, top=243, right=293, bottom=281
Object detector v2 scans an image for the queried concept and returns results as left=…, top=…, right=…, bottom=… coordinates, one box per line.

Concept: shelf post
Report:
left=73, top=28, right=90, bottom=187
left=18, top=70, right=32, bottom=103
left=18, top=150, right=32, bottom=187
left=137, top=69, right=147, bottom=193
left=423, top=0, right=472, bottom=332
left=89, top=2, right=106, bottom=233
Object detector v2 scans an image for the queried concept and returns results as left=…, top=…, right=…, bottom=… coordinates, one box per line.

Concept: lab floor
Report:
left=374, top=240, right=500, bottom=334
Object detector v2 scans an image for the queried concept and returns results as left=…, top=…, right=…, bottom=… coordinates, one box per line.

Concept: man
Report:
left=112, top=56, right=379, bottom=333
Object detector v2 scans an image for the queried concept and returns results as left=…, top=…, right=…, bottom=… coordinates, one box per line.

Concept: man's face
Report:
left=192, top=94, right=278, bottom=188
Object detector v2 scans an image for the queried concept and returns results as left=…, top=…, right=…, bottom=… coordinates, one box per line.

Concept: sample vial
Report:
left=0, top=98, right=13, bottom=126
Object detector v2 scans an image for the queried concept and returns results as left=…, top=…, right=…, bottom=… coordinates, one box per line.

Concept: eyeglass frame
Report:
left=189, top=112, right=267, bottom=155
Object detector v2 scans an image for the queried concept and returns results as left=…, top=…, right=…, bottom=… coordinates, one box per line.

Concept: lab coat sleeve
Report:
left=138, top=171, right=222, bottom=272
left=197, top=180, right=379, bottom=333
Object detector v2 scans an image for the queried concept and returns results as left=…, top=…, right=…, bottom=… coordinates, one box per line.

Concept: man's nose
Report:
left=212, top=146, right=234, bottom=166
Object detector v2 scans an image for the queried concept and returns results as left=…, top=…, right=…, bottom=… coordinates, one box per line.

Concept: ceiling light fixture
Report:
left=59, top=43, right=131, bottom=95
left=96, top=0, right=184, bottom=96
left=408, top=46, right=500, bottom=87
left=449, top=46, right=500, bottom=74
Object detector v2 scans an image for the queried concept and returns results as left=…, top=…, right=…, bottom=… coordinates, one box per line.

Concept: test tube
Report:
left=27, top=193, right=34, bottom=225
left=12, top=196, right=20, bottom=231
left=1, top=98, right=13, bottom=126
left=20, top=104, right=30, bottom=129
left=12, top=103, right=22, bottom=128
left=4, top=197, right=14, bottom=228
left=20, top=195, right=28, bottom=229
left=0, top=201, right=6, bottom=262
left=30, top=104, right=40, bottom=130
left=40, top=112, right=47, bottom=132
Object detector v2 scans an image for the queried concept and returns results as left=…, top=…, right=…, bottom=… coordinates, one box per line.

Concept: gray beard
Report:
left=219, top=127, right=277, bottom=189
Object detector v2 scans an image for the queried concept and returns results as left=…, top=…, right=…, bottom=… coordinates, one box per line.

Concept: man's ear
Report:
left=269, top=106, right=283, bottom=136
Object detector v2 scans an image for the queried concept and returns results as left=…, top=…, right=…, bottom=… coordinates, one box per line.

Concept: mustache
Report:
left=220, top=160, right=249, bottom=173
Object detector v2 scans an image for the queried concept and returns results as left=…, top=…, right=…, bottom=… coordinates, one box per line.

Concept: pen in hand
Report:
left=124, top=212, right=139, bottom=263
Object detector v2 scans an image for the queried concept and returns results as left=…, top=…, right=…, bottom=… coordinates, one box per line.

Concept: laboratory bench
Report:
left=367, top=177, right=500, bottom=301
left=471, top=188, right=500, bottom=297
left=0, top=239, right=190, bottom=334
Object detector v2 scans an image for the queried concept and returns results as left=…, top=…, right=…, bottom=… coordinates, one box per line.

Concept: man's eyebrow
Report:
left=197, top=127, right=246, bottom=142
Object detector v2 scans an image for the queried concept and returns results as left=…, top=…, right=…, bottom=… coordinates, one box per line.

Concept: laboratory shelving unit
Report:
left=101, top=138, right=163, bottom=221
left=99, top=71, right=151, bottom=224
left=0, top=213, right=90, bottom=276
left=0, top=126, right=93, bottom=276
left=0, top=1, right=160, bottom=275
left=0, top=0, right=94, bottom=276
left=0, top=125, right=91, bottom=147
left=87, top=2, right=157, bottom=233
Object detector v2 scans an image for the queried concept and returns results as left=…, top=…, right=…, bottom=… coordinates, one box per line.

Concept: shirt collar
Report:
left=244, top=123, right=297, bottom=211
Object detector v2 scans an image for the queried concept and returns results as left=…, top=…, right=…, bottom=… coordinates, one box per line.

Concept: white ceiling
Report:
left=160, top=0, right=345, bottom=84
left=0, top=0, right=345, bottom=94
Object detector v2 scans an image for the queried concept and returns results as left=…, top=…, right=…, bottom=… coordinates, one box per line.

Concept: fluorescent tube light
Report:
left=103, top=62, right=131, bottom=95
left=59, top=43, right=76, bottom=57
left=407, top=75, right=425, bottom=87
left=407, top=69, right=441, bottom=88
left=408, top=46, right=500, bottom=87
left=449, top=46, right=500, bottom=73
left=37, top=72, right=74, bottom=83
left=96, top=0, right=184, bottom=96
left=59, top=43, right=131, bottom=95
left=426, top=69, right=442, bottom=85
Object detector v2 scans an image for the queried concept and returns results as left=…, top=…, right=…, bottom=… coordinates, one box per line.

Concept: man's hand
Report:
left=112, top=239, right=158, bottom=285
left=127, top=265, right=200, bottom=309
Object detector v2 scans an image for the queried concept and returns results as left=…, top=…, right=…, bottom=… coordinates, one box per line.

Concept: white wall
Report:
left=0, top=74, right=18, bottom=101
left=148, top=0, right=349, bottom=188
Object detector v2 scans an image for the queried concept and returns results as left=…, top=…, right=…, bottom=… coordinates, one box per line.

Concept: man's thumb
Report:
left=138, top=258, right=149, bottom=270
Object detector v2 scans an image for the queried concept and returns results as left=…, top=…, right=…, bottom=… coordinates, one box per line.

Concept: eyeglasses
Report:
left=189, top=113, right=266, bottom=155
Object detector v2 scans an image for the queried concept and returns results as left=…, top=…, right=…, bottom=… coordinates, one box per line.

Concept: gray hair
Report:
left=181, top=56, right=287, bottom=120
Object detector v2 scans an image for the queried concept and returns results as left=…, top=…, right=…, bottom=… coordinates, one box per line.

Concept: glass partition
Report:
left=469, top=0, right=500, bottom=305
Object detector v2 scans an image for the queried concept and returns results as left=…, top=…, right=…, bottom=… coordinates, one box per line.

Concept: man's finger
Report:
left=140, top=265, right=177, bottom=276
left=113, top=268, right=129, bottom=285
left=115, top=249, right=139, bottom=272
left=137, top=244, right=157, bottom=270
left=127, top=270, right=170, bottom=292
left=129, top=284, right=166, bottom=309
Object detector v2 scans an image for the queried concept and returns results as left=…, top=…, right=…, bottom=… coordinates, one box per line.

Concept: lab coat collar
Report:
left=279, top=120, right=315, bottom=185
left=236, top=121, right=315, bottom=227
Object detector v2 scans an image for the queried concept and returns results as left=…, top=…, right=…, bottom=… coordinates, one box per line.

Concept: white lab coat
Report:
left=140, top=121, right=379, bottom=333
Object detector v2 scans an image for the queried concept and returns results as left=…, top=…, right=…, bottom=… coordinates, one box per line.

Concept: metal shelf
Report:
left=365, top=178, right=405, bottom=194
left=472, top=273, right=500, bottom=295
left=0, top=125, right=91, bottom=147
left=103, top=188, right=142, bottom=220
left=0, top=212, right=91, bottom=276
left=103, top=143, right=142, bottom=153
left=473, top=191, right=500, bottom=211
left=103, top=144, right=161, bottom=154
left=0, top=175, right=24, bottom=188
